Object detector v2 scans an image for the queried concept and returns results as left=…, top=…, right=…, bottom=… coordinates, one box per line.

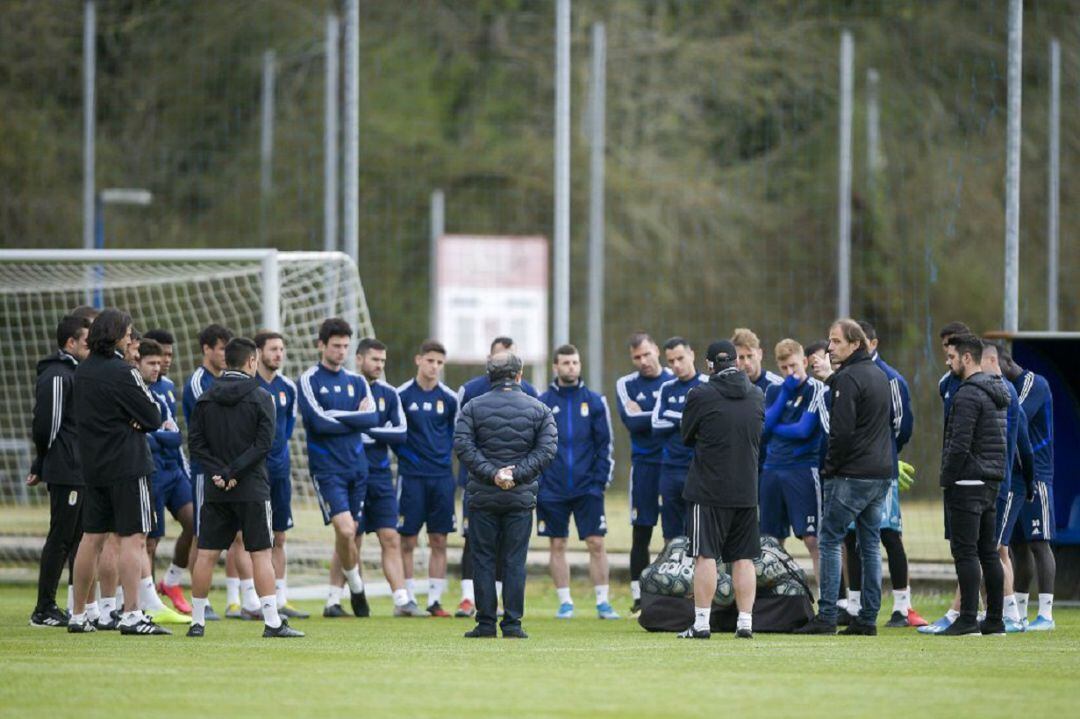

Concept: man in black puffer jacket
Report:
left=939, top=334, right=1008, bottom=636
left=454, top=352, right=558, bottom=638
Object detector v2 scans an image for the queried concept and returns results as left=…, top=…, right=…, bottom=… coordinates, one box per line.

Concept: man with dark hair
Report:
left=678, top=340, right=764, bottom=639
left=453, top=336, right=538, bottom=617
left=298, top=318, right=379, bottom=618
left=615, top=331, right=673, bottom=615
left=68, top=308, right=166, bottom=635
left=68, top=305, right=100, bottom=322
left=936, top=334, right=1008, bottom=636
left=538, top=344, right=618, bottom=620
left=397, top=339, right=459, bottom=616
left=455, top=351, right=558, bottom=638
left=651, top=337, right=707, bottom=540
left=27, top=315, right=91, bottom=627
left=797, top=319, right=893, bottom=636
left=187, top=337, right=301, bottom=638
left=253, top=330, right=305, bottom=619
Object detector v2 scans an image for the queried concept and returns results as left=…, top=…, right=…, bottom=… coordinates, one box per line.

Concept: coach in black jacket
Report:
left=798, top=319, right=893, bottom=636
left=187, top=338, right=299, bottom=638
left=69, top=308, right=164, bottom=634
left=454, top=352, right=557, bottom=638
left=939, top=334, right=1009, bottom=636
left=28, top=315, right=90, bottom=627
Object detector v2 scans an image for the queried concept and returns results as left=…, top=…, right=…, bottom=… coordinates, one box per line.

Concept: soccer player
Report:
left=142, top=328, right=196, bottom=614
left=650, top=337, right=707, bottom=540
left=758, top=339, right=828, bottom=590
left=298, top=318, right=379, bottom=618
left=537, top=344, right=618, bottom=620
left=68, top=308, right=166, bottom=635
left=615, top=332, right=673, bottom=615
left=28, top=314, right=91, bottom=628
left=184, top=323, right=234, bottom=620
left=732, top=328, right=783, bottom=397
left=187, top=337, right=302, bottom=638
left=454, top=336, right=539, bottom=618
left=397, top=340, right=459, bottom=617
left=253, top=330, right=306, bottom=619
left=1002, top=348, right=1057, bottom=630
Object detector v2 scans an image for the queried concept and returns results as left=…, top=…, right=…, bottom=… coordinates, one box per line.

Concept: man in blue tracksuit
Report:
left=650, top=337, right=707, bottom=540
left=396, top=340, right=459, bottom=617
left=538, top=344, right=618, bottom=620
left=615, top=332, right=673, bottom=615
left=453, top=336, right=538, bottom=618
left=297, top=318, right=379, bottom=619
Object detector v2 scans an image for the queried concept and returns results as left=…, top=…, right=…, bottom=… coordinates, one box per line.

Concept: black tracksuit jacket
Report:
left=31, top=351, right=82, bottom=485
left=822, top=349, right=894, bottom=480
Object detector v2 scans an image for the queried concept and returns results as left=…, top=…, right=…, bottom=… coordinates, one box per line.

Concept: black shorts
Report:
left=83, top=477, right=155, bottom=536
left=687, top=503, right=759, bottom=562
left=198, top=501, right=274, bottom=552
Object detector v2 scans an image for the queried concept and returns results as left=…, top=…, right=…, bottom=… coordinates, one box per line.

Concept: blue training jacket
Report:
left=873, top=353, right=914, bottom=455
left=148, top=375, right=187, bottom=475
left=538, top=380, right=613, bottom=499
left=297, top=363, right=379, bottom=475
left=257, top=372, right=297, bottom=476
left=615, top=368, right=673, bottom=465
left=1013, top=370, right=1054, bottom=483
left=651, top=373, right=708, bottom=469
left=762, top=376, right=830, bottom=469
left=363, top=379, right=408, bottom=477
left=182, top=367, right=215, bottom=475
left=396, top=379, right=458, bottom=478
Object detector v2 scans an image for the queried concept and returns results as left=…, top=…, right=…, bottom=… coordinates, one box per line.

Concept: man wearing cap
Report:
left=677, top=340, right=764, bottom=640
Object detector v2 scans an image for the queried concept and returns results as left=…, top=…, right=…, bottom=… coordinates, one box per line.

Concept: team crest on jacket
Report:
left=580, top=402, right=589, bottom=417
left=551, top=405, right=560, bottom=414
left=167, top=390, right=175, bottom=403
left=347, top=384, right=354, bottom=397
left=279, top=391, right=287, bottom=407
left=378, top=396, right=386, bottom=412
left=436, top=400, right=444, bottom=415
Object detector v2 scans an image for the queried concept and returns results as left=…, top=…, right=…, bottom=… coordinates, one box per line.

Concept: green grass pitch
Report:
left=1, top=583, right=1077, bottom=718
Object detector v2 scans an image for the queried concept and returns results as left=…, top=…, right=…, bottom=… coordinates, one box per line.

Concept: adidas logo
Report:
left=319, top=386, right=329, bottom=394
left=408, top=402, right=419, bottom=411
left=635, top=392, right=646, bottom=401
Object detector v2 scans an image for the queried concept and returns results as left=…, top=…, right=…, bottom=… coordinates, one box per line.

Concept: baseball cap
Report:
left=706, top=339, right=738, bottom=368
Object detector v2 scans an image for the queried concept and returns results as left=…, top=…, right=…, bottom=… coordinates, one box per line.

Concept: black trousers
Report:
left=945, top=484, right=1003, bottom=622
left=37, top=484, right=83, bottom=611
left=469, top=507, right=532, bottom=632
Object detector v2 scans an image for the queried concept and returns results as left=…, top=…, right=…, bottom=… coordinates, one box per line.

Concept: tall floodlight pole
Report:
left=1047, top=38, right=1060, bottom=331
left=324, top=14, right=340, bottom=254
left=429, top=189, right=445, bottom=339
left=866, top=68, right=881, bottom=196
left=553, top=0, right=571, bottom=347
left=83, top=0, right=96, bottom=252
left=1003, top=0, right=1023, bottom=333
left=343, top=0, right=359, bottom=268
left=837, top=31, right=854, bottom=318
left=587, top=22, right=606, bottom=390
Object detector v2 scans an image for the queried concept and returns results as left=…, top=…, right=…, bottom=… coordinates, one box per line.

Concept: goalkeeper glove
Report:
left=897, top=461, right=916, bottom=492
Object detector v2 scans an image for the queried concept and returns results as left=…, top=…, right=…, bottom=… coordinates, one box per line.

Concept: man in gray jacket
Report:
left=454, top=352, right=558, bottom=638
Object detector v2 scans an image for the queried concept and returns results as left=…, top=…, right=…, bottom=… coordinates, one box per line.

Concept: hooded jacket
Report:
left=31, top=350, right=82, bottom=485
left=75, top=350, right=162, bottom=486
left=940, top=371, right=1009, bottom=488
left=822, top=348, right=894, bottom=480
left=681, top=368, right=764, bottom=508
left=189, top=370, right=276, bottom=503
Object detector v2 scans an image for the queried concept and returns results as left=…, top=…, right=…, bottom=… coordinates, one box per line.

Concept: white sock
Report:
left=260, top=595, right=282, bottom=629
left=945, top=608, right=960, bottom=622
left=1003, top=594, right=1021, bottom=622
left=556, top=586, right=573, bottom=605
left=1015, top=592, right=1029, bottom=620
left=428, top=577, right=447, bottom=606
left=344, top=566, right=364, bottom=594
left=66, top=585, right=74, bottom=613
left=837, top=597, right=848, bottom=611
left=1038, top=593, right=1053, bottom=620
left=115, top=587, right=124, bottom=607
left=737, top=611, right=752, bottom=631
left=392, top=588, right=410, bottom=607
left=326, top=585, right=342, bottom=608
left=275, top=578, right=288, bottom=607
left=460, top=579, right=475, bottom=603
left=595, top=584, right=610, bottom=606
left=495, top=581, right=503, bottom=600
left=120, top=609, right=144, bottom=627
left=694, top=606, right=710, bottom=632
left=100, top=597, right=116, bottom=618
left=192, top=597, right=208, bottom=626
left=94, top=581, right=102, bottom=603
left=240, top=578, right=260, bottom=612
left=163, top=563, right=185, bottom=588
left=892, top=587, right=911, bottom=614
left=846, top=590, right=861, bottom=616
left=85, top=602, right=100, bottom=622
left=71, top=612, right=87, bottom=624
left=225, top=577, right=241, bottom=606
left=139, top=576, right=166, bottom=611
left=405, top=578, right=416, bottom=603
left=630, top=580, right=641, bottom=600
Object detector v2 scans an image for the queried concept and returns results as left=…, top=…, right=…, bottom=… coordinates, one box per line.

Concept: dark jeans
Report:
left=945, top=484, right=1003, bottom=622
left=37, top=484, right=83, bottom=611
left=818, top=478, right=890, bottom=625
left=470, top=507, right=532, bottom=632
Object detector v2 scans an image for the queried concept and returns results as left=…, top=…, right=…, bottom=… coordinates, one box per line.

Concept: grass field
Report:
left=1, top=583, right=1077, bottom=719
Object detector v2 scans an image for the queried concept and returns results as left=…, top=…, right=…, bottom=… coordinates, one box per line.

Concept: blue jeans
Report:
left=469, top=507, right=532, bottom=633
left=818, top=478, right=890, bottom=624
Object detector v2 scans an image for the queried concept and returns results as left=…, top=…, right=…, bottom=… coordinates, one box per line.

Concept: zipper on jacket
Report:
left=566, top=391, right=574, bottom=491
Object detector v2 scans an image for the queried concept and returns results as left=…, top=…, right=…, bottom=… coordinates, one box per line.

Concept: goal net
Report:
left=0, top=249, right=373, bottom=570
